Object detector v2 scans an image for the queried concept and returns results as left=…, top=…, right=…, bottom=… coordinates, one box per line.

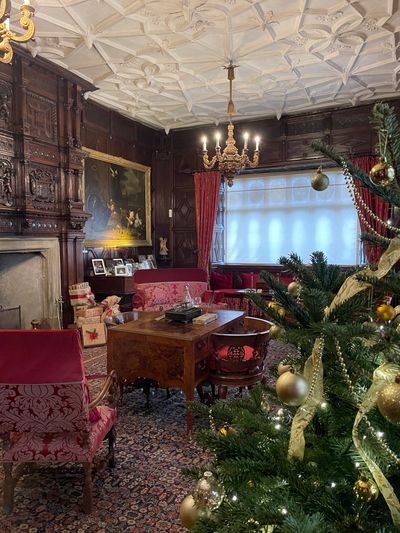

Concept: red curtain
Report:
left=194, top=171, right=221, bottom=273
left=351, top=156, right=389, bottom=263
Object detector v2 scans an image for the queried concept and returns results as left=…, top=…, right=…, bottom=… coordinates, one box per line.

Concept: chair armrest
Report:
left=88, top=370, right=119, bottom=409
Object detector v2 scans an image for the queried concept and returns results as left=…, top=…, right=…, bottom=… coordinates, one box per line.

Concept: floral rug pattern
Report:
left=0, top=341, right=290, bottom=532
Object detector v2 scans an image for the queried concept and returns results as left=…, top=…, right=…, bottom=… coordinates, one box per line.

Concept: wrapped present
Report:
left=69, top=282, right=95, bottom=307
left=75, top=305, right=103, bottom=318
left=76, top=315, right=101, bottom=328
left=101, top=295, right=121, bottom=321
left=81, top=322, right=107, bottom=347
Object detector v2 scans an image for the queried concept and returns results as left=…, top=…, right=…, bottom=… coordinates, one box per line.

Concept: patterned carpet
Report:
left=0, top=341, right=291, bottom=533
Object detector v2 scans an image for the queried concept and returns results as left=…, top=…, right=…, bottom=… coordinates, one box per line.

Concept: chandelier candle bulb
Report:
left=202, top=136, right=207, bottom=151
left=5, top=18, right=9, bottom=30
left=255, top=136, right=260, bottom=151
left=243, top=132, right=249, bottom=150
left=215, top=132, right=221, bottom=149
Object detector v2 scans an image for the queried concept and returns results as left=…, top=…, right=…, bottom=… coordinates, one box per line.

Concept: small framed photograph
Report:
left=125, top=263, right=133, bottom=276
left=92, top=258, right=106, bottom=276
left=125, top=259, right=135, bottom=266
left=147, top=254, right=157, bottom=268
left=138, top=254, right=147, bottom=263
left=113, top=258, right=124, bottom=266
left=81, top=322, right=107, bottom=347
left=115, top=264, right=127, bottom=276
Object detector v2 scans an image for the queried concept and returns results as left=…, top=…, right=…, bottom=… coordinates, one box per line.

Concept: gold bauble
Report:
left=377, top=376, right=400, bottom=424
left=194, top=471, right=224, bottom=511
left=369, top=158, right=393, bottom=186
left=179, top=495, right=200, bottom=529
left=269, top=324, right=282, bottom=338
left=267, top=301, right=285, bottom=317
left=353, top=473, right=379, bottom=502
left=287, top=281, right=299, bottom=297
left=247, top=480, right=254, bottom=488
left=311, top=167, right=329, bottom=191
left=277, top=362, right=292, bottom=375
left=275, top=371, right=308, bottom=406
left=219, top=425, right=235, bottom=437
left=376, top=303, right=396, bottom=321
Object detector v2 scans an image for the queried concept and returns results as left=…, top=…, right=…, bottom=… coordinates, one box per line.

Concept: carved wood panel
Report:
left=0, top=80, right=12, bottom=131
left=27, top=165, right=58, bottom=210
left=0, top=134, right=14, bottom=155
left=0, top=158, right=14, bottom=207
left=26, top=140, right=59, bottom=165
left=25, top=92, right=57, bottom=143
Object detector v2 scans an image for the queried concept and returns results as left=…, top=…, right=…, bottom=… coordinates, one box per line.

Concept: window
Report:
left=224, top=169, right=359, bottom=265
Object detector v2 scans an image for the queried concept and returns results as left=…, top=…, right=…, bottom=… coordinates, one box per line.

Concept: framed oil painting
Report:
left=83, top=148, right=151, bottom=247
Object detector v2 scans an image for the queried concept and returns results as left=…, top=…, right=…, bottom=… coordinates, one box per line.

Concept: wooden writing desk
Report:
left=107, top=310, right=244, bottom=434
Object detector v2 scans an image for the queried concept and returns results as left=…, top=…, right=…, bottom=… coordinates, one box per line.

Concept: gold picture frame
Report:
left=82, top=147, right=151, bottom=247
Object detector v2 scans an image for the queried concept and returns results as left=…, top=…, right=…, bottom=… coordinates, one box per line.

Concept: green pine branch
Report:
left=361, top=231, right=390, bottom=252
left=310, top=139, right=400, bottom=207
left=371, top=102, right=400, bottom=185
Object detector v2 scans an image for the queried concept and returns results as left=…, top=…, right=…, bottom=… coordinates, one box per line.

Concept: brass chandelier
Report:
left=0, top=0, right=35, bottom=64
left=201, top=62, right=260, bottom=187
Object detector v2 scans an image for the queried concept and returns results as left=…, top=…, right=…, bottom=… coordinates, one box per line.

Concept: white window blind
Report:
left=225, top=169, right=359, bottom=265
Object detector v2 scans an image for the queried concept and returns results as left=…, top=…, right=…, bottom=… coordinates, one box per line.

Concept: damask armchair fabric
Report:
left=0, top=329, right=117, bottom=514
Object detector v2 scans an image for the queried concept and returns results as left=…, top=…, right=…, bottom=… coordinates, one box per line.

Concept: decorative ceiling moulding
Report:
left=11, top=0, right=400, bottom=131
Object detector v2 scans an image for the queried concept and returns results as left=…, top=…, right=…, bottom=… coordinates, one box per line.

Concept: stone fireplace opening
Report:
left=0, top=237, right=62, bottom=329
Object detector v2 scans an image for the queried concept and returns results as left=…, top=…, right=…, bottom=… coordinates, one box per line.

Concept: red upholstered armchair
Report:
left=208, top=317, right=272, bottom=399
left=0, top=330, right=118, bottom=514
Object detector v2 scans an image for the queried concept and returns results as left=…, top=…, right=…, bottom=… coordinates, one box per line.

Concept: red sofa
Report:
left=132, top=268, right=209, bottom=312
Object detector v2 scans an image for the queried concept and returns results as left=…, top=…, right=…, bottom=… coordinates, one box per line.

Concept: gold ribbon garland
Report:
left=287, top=237, right=400, bottom=524
left=288, top=337, right=324, bottom=461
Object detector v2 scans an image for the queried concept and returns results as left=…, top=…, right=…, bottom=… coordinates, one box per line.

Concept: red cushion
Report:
left=210, top=345, right=255, bottom=373
left=216, top=345, right=254, bottom=361
left=210, top=272, right=233, bottom=290
left=241, top=272, right=259, bottom=289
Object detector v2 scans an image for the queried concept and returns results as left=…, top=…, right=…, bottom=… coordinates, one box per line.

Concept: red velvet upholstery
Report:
left=209, top=345, right=255, bottom=372
left=0, top=329, right=85, bottom=384
left=241, top=272, right=259, bottom=289
left=210, top=271, right=233, bottom=290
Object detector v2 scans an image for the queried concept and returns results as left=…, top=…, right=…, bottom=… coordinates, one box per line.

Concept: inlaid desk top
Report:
left=108, top=309, right=244, bottom=342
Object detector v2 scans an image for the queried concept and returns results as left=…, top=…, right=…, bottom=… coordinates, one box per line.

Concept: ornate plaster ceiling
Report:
left=13, top=0, right=400, bottom=131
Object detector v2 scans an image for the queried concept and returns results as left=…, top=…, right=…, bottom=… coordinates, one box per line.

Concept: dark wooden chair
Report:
left=208, top=316, right=272, bottom=399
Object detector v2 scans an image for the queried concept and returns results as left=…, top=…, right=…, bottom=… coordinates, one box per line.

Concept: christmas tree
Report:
left=180, top=102, right=400, bottom=533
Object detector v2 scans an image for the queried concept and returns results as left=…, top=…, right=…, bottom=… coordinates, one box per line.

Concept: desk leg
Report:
left=184, top=346, right=196, bottom=437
